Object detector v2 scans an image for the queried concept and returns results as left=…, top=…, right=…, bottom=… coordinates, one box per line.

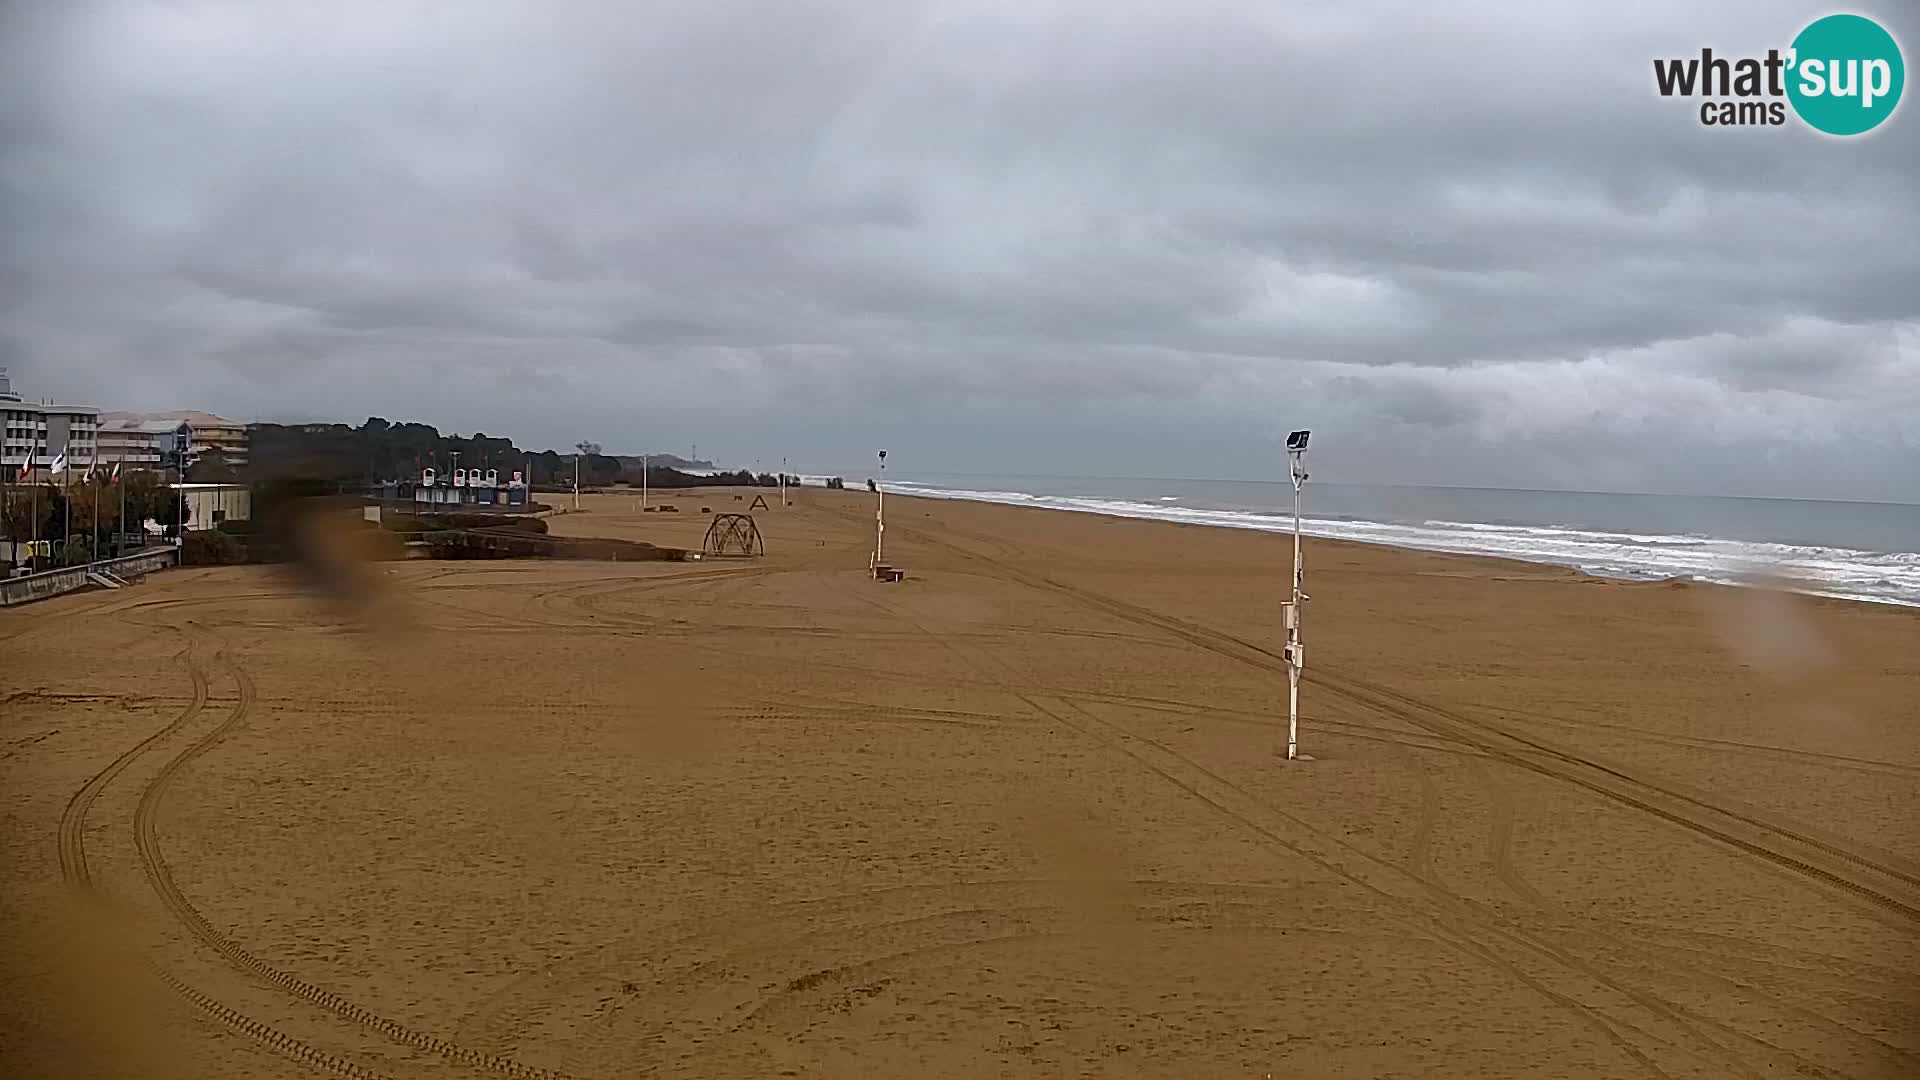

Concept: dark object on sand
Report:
left=256, top=493, right=402, bottom=624
left=423, top=530, right=685, bottom=561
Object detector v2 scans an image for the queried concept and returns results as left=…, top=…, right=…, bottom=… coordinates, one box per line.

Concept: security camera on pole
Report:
left=1282, top=429, right=1311, bottom=761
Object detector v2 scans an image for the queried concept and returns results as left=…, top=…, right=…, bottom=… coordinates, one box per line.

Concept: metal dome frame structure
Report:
left=701, top=513, right=765, bottom=558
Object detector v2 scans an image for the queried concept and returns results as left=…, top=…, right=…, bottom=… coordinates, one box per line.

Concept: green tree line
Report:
left=249, top=418, right=796, bottom=491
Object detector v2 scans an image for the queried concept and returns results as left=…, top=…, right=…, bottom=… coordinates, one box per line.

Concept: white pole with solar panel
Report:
left=872, top=449, right=886, bottom=575
left=1283, top=429, right=1311, bottom=761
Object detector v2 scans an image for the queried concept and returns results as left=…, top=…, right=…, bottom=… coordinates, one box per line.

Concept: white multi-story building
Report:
left=97, top=417, right=177, bottom=467
left=99, top=410, right=249, bottom=469
left=1, top=368, right=99, bottom=478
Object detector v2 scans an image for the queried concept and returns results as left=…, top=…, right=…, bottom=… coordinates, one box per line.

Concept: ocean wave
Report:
left=1424, top=519, right=1713, bottom=546
left=885, top=481, right=1920, bottom=608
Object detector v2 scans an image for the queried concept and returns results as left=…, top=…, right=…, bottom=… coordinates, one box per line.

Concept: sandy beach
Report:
left=3, top=487, right=1917, bottom=1079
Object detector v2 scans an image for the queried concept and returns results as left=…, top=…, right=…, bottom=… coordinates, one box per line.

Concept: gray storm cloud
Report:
left=2, top=0, right=1915, bottom=499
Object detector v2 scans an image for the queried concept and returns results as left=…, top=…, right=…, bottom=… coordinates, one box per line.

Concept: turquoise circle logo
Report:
left=1787, top=14, right=1905, bottom=135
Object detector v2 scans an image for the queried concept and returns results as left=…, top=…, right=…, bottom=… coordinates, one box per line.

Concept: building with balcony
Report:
left=97, top=417, right=176, bottom=468
left=99, top=410, right=249, bottom=470
left=1, top=368, right=99, bottom=479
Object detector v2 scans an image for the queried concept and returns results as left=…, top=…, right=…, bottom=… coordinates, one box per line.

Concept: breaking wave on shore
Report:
left=883, top=481, right=1920, bottom=608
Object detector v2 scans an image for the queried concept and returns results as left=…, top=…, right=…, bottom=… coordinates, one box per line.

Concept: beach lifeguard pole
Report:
left=1282, top=429, right=1311, bottom=760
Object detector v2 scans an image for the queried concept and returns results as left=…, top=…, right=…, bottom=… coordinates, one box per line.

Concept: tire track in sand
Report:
left=838, top=585, right=1705, bottom=1080
left=841, top=508, right=1866, bottom=1078
left=928, top=516, right=1908, bottom=1075
left=128, top=629, right=592, bottom=1080
left=56, top=637, right=209, bottom=891
left=470, top=880, right=1395, bottom=1074
left=1452, top=686, right=1916, bottom=1070
left=931, top=515, right=1920, bottom=925
left=1393, top=742, right=1443, bottom=886
left=858, top=502, right=1920, bottom=920
left=55, top=627, right=401, bottom=1079
left=1464, top=754, right=1549, bottom=909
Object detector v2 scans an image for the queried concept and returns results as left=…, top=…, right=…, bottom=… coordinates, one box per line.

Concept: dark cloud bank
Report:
left=3, top=1, right=1914, bottom=500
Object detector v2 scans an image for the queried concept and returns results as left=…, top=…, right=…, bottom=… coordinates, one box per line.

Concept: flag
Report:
left=110, top=461, right=122, bottom=484
left=49, top=452, right=67, bottom=476
left=82, top=460, right=95, bottom=483
left=14, top=447, right=29, bottom=481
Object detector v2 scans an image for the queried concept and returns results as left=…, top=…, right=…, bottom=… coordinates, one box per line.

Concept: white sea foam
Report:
left=885, top=481, right=1920, bottom=608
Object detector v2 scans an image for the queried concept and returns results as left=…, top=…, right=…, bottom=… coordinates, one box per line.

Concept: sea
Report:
left=821, top=472, right=1920, bottom=608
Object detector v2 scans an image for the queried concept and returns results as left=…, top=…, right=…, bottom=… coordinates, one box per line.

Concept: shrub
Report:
left=182, top=530, right=247, bottom=566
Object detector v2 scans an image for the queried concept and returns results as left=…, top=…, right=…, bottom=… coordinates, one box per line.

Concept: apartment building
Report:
left=1, top=368, right=99, bottom=478
left=99, top=410, right=249, bottom=470
left=96, top=416, right=178, bottom=467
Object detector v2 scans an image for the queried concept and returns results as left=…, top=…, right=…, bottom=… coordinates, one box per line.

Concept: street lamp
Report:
left=1282, top=429, right=1311, bottom=761
left=871, top=449, right=887, bottom=574
left=175, top=423, right=191, bottom=547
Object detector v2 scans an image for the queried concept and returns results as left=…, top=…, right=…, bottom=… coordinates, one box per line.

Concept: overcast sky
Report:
left=3, top=2, right=1915, bottom=499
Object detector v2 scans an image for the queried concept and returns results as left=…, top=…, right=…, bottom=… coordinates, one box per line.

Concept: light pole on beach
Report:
left=872, top=449, right=887, bottom=574
left=1282, top=430, right=1311, bottom=761
left=174, top=423, right=190, bottom=549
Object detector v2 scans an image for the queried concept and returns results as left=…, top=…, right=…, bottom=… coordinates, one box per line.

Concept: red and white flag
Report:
left=110, top=461, right=122, bottom=484
left=14, top=446, right=31, bottom=481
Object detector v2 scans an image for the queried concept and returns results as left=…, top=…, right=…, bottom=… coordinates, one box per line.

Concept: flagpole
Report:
left=30, top=440, right=39, bottom=560
left=3, top=447, right=13, bottom=566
